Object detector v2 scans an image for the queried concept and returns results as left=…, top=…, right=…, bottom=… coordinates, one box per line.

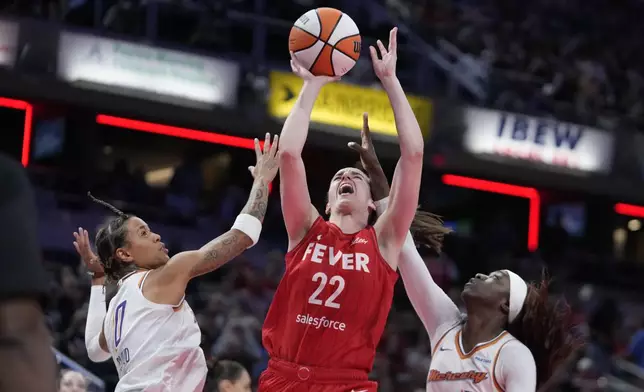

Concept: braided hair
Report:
left=87, top=192, right=136, bottom=308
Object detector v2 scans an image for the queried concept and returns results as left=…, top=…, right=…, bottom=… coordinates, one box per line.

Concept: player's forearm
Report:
left=376, top=198, right=460, bottom=337
left=85, top=286, right=110, bottom=362
left=381, top=76, right=424, bottom=159
left=240, top=176, right=270, bottom=223
left=364, top=164, right=390, bottom=202
left=279, top=81, right=323, bottom=155
left=191, top=177, right=269, bottom=276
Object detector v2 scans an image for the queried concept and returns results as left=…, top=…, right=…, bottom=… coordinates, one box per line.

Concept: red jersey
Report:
left=262, top=217, right=398, bottom=372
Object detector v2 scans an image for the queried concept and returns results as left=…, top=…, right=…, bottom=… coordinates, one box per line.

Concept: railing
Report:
left=62, top=0, right=485, bottom=99
left=54, top=347, right=106, bottom=392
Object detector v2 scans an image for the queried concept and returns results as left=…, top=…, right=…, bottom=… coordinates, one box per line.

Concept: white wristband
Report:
left=232, top=214, right=262, bottom=248
left=374, top=197, right=390, bottom=216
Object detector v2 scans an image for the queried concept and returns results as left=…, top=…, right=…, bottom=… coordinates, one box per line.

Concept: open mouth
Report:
left=338, top=183, right=355, bottom=196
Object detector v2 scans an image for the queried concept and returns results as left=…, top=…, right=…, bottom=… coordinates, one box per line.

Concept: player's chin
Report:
left=461, top=282, right=475, bottom=297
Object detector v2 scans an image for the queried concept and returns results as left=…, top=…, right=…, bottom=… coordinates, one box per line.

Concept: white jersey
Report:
left=104, top=271, right=207, bottom=392
left=427, top=323, right=527, bottom=391
left=374, top=199, right=537, bottom=391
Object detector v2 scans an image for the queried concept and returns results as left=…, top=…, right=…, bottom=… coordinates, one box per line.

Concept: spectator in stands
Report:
left=627, top=320, right=644, bottom=369
left=58, top=369, right=88, bottom=392
left=207, top=359, right=252, bottom=392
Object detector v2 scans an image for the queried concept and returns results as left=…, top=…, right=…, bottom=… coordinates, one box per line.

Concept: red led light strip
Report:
left=0, top=97, right=33, bottom=167
left=442, top=174, right=540, bottom=251
left=96, top=114, right=272, bottom=192
left=614, top=203, right=644, bottom=218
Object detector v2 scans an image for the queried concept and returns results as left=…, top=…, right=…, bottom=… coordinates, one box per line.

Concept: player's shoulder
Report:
left=499, top=335, right=534, bottom=363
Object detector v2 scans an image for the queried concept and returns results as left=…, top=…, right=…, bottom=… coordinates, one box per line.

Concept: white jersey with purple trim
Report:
left=104, top=271, right=207, bottom=392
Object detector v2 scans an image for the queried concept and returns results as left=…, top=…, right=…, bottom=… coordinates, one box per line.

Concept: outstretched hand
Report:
left=248, top=133, right=280, bottom=182
left=73, top=228, right=103, bottom=276
left=290, top=51, right=340, bottom=85
left=348, top=113, right=382, bottom=171
left=348, top=113, right=391, bottom=200
left=370, top=27, right=398, bottom=80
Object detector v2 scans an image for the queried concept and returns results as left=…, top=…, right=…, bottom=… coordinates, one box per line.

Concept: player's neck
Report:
left=329, top=213, right=367, bottom=234
left=461, top=311, right=505, bottom=353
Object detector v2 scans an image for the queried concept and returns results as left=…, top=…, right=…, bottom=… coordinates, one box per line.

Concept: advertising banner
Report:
left=0, top=20, right=19, bottom=67
left=58, top=32, right=239, bottom=107
left=464, top=107, right=614, bottom=173
left=268, top=71, right=432, bottom=137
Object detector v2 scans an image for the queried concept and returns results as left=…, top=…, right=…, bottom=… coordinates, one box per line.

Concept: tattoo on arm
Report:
left=190, top=178, right=270, bottom=277
left=241, top=177, right=270, bottom=222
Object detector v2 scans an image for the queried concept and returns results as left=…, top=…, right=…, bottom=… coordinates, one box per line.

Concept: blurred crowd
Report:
left=383, top=0, right=644, bottom=129
left=8, top=0, right=644, bottom=129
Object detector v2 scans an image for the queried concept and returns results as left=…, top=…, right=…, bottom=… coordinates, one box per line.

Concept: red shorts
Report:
left=258, top=359, right=378, bottom=392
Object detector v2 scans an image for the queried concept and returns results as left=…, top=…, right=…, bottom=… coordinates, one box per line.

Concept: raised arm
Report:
left=350, top=124, right=460, bottom=339
left=73, top=229, right=110, bottom=362
left=370, top=28, right=424, bottom=266
left=144, top=135, right=280, bottom=305
left=279, top=55, right=337, bottom=250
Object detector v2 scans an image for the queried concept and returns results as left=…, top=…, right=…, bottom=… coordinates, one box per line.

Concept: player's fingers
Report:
left=389, top=27, right=398, bottom=52
left=73, top=242, right=80, bottom=252
left=263, top=133, right=271, bottom=154
left=377, top=40, right=387, bottom=57
left=369, top=46, right=378, bottom=62
left=362, top=115, right=372, bottom=141
left=269, top=134, right=279, bottom=157
left=362, top=112, right=369, bottom=130
left=348, top=142, right=366, bottom=153
left=248, top=166, right=255, bottom=177
left=254, top=138, right=261, bottom=161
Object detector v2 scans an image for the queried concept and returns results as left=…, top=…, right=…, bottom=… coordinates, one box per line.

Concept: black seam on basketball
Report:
left=332, top=34, right=361, bottom=50
left=333, top=35, right=361, bottom=59
left=325, top=13, right=344, bottom=47
left=314, top=12, right=344, bottom=76
left=330, top=47, right=355, bottom=66
left=307, top=10, right=326, bottom=72
left=292, top=26, right=322, bottom=53
left=309, top=45, right=334, bottom=76
left=293, top=25, right=319, bottom=40
left=314, top=9, right=323, bottom=38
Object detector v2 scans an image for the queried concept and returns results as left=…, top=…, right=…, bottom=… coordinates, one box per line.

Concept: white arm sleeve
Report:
left=375, top=198, right=461, bottom=341
left=85, top=285, right=110, bottom=362
left=495, top=342, right=537, bottom=392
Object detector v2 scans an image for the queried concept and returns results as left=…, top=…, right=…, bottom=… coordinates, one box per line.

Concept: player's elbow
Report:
left=279, top=148, right=302, bottom=164
left=401, top=145, right=424, bottom=162
left=85, top=337, right=110, bottom=362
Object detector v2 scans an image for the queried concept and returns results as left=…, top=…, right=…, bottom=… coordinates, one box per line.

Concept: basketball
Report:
left=289, top=8, right=361, bottom=77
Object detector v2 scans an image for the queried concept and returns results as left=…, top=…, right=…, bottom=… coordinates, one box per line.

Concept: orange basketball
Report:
left=289, top=8, right=361, bottom=77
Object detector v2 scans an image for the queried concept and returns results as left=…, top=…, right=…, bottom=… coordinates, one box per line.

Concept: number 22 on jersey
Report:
left=308, top=272, right=345, bottom=309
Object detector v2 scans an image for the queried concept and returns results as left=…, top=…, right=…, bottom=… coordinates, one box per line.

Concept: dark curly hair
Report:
left=87, top=192, right=137, bottom=308
left=206, top=359, right=246, bottom=391
left=506, top=274, right=583, bottom=388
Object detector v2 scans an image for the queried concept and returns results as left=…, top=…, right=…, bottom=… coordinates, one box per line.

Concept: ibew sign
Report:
left=464, top=107, right=614, bottom=173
